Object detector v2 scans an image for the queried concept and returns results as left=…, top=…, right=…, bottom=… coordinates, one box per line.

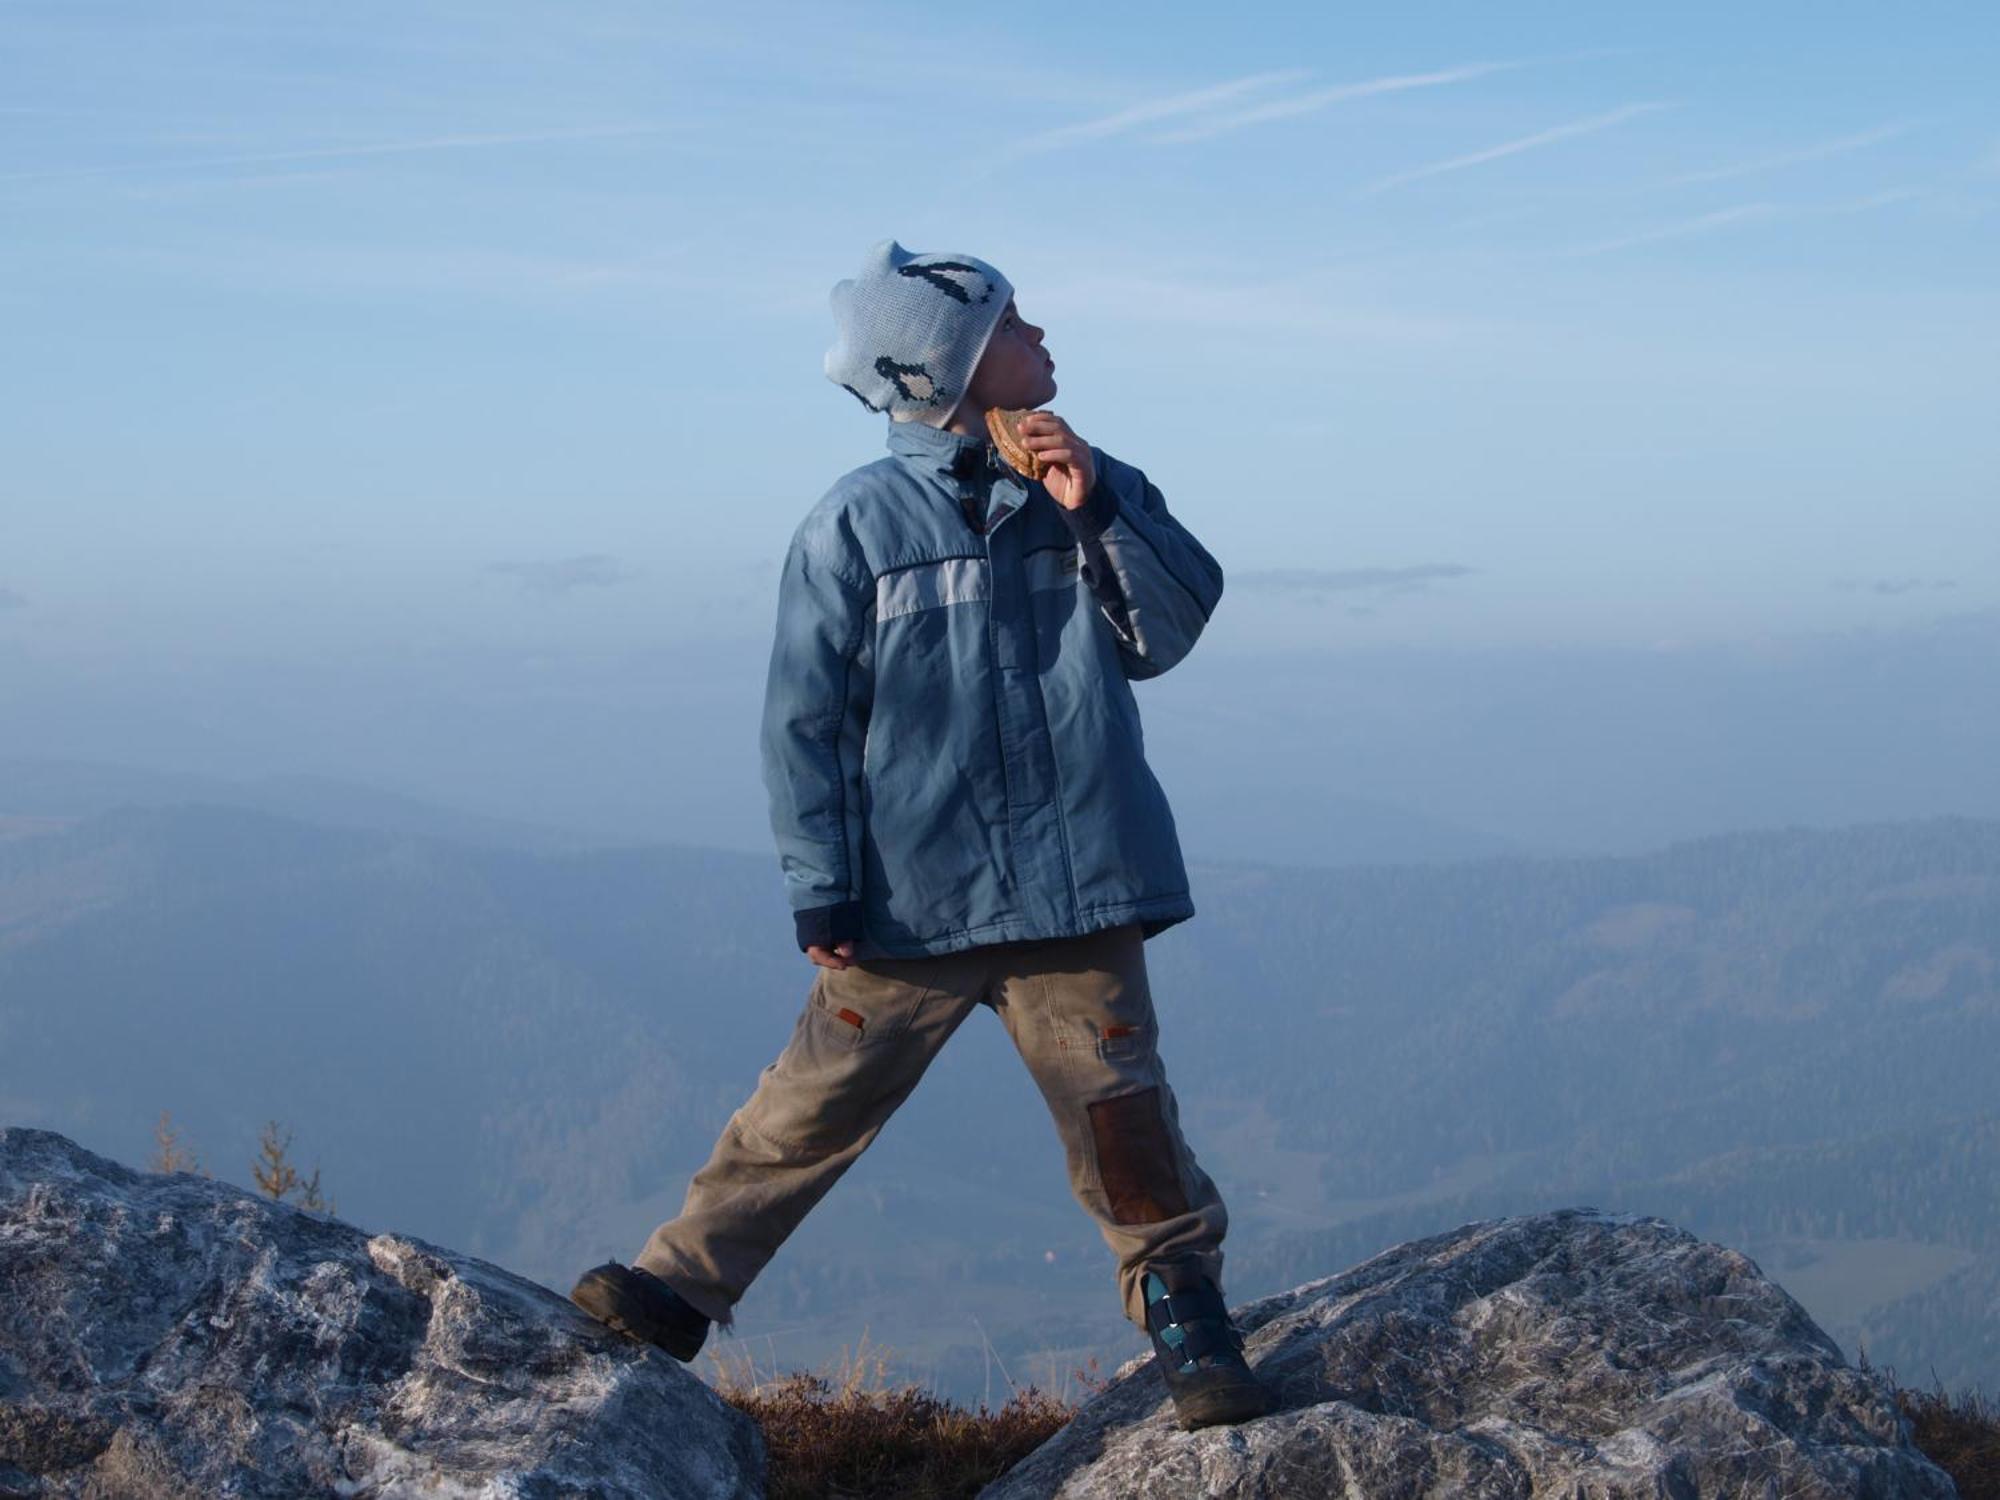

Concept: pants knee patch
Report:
left=1086, top=1086, right=1192, bottom=1225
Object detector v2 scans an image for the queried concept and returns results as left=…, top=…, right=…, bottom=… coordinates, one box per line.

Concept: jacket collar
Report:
left=885, top=414, right=997, bottom=478
left=882, top=414, right=1029, bottom=535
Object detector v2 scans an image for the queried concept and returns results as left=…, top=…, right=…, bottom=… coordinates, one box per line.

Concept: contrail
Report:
left=1360, top=101, right=1673, bottom=194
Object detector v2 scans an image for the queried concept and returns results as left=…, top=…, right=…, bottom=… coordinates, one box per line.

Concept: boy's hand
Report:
left=1017, top=411, right=1096, bottom=509
left=806, top=941, right=856, bottom=970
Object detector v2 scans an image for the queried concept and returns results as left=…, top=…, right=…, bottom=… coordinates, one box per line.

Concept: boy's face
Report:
left=963, top=297, right=1056, bottom=413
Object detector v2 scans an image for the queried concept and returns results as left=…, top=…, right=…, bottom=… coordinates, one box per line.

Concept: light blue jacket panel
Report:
left=762, top=415, right=1223, bottom=960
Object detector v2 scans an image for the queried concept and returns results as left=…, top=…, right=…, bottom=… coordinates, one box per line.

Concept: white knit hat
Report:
left=823, top=239, right=1013, bottom=426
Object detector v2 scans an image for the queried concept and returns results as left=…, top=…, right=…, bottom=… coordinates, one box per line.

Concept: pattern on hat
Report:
left=897, top=260, right=999, bottom=306
left=875, top=357, right=939, bottom=407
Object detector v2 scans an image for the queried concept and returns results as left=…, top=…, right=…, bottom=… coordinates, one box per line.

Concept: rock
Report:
left=0, top=1127, right=762, bottom=1499
left=983, top=1208, right=1957, bottom=1499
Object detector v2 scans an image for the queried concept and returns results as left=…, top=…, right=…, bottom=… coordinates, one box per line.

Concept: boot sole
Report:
left=1169, top=1374, right=1279, bottom=1431
left=1174, top=1391, right=1277, bottom=1430
left=569, top=1267, right=706, bottom=1362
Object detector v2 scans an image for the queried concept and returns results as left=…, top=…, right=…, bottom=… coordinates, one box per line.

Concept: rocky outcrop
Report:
left=983, top=1208, right=1958, bottom=1499
left=2, top=1129, right=1962, bottom=1499
left=0, top=1127, right=762, bottom=1499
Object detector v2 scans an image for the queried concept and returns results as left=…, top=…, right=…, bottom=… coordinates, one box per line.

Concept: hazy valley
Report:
left=3, top=770, right=1994, bottom=1404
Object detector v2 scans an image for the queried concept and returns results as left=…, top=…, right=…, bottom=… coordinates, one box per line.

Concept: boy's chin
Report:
left=989, top=374, right=1056, bottom=411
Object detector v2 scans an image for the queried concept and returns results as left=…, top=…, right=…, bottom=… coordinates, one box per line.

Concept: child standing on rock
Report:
left=571, top=240, right=1273, bottom=1431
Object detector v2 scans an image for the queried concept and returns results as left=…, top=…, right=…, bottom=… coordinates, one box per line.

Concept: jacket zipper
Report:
left=958, top=472, right=1017, bottom=894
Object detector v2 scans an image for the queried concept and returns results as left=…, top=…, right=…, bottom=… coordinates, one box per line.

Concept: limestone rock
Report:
left=984, top=1208, right=1956, bottom=1499
left=0, top=1127, right=762, bottom=1499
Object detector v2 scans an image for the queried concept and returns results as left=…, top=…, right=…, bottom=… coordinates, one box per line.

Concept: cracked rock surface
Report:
left=0, top=1127, right=762, bottom=1499
left=983, top=1208, right=1958, bottom=1499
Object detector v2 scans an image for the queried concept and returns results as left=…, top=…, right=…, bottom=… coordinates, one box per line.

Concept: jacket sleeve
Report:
left=1055, top=448, right=1224, bottom=680
left=760, top=521, right=875, bottom=951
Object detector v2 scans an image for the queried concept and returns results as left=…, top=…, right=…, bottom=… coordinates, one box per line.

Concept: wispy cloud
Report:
left=1002, top=69, right=1313, bottom=159
left=0, top=585, right=26, bottom=611
left=1661, top=121, right=1915, bottom=187
left=1360, top=102, right=1673, bottom=195
left=74, top=237, right=786, bottom=307
left=999, top=58, right=1529, bottom=162
left=1823, top=185, right=1935, bottom=212
left=1032, top=265, right=1473, bottom=343
left=1235, top=565, right=1476, bottom=601
left=1559, top=202, right=1781, bottom=257
left=1557, top=182, right=1936, bottom=258
left=1148, top=61, right=1524, bottom=146
left=1832, top=576, right=1957, bottom=595
left=487, top=555, right=633, bottom=596
left=1, top=124, right=673, bottom=185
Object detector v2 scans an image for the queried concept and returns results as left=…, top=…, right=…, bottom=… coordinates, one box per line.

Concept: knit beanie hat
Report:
left=824, top=239, right=1013, bottom=426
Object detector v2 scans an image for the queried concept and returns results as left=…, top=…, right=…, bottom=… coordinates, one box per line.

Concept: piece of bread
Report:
left=985, top=406, right=1045, bottom=481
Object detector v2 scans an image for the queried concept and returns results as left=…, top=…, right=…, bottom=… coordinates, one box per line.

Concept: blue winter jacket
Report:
left=762, top=414, right=1224, bottom=960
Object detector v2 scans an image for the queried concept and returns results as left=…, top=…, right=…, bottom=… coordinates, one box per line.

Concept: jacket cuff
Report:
left=794, top=899, right=866, bottom=953
left=1055, top=475, right=1119, bottom=541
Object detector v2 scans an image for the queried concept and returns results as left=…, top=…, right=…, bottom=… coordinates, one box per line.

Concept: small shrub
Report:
left=251, top=1119, right=337, bottom=1215
left=150, top=1109, right=209, bottom=1176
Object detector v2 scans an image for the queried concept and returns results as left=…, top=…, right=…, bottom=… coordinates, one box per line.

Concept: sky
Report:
left=2, top=1, right=1995, bottom=668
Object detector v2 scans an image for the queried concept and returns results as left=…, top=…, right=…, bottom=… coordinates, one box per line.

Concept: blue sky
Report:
left=3, top=0, right=1996, bottom=659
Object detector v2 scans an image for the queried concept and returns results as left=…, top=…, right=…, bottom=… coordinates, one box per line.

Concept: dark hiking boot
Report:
left=569, top=1261, right=710, bottom=1362
left=1142, top=1267, right=1278, bottom=1431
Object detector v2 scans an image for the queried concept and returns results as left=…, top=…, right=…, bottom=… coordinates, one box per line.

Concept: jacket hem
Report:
left=852, top=893, right=1193, bottom=960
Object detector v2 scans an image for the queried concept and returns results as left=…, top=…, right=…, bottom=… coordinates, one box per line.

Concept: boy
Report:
left=571, top=240, right=1273, bottom=1430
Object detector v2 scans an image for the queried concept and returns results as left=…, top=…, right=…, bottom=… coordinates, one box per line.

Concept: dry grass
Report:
left=1888, top=1377, right=1999, bottom=1497
left=1898, top=1383, right=2000, bottom=1500
left=704, top=1330, right=1086, bottom=1500
left=1856, top=1346, right=1999, bottom=1499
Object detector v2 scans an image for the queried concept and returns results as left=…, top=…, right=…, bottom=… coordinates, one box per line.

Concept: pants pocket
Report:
left=809, top=956, right=944, bottom=1048
left=1095, top=1021, right=1147, bottom=1063
left=808, top=978, right=871, bottom=1049
left=739, top=968, right=925, bottom=1155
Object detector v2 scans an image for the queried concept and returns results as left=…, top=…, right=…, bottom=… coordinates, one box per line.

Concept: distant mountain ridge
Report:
left=0, top=755, right=612, bottom=854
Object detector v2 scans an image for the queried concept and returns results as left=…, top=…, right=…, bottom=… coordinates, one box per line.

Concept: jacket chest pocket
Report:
left=874, top=556, right=990, bottom=624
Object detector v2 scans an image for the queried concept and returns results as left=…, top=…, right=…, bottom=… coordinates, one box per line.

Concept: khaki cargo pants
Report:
left=634, top=921, right=1228, bottom=1334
